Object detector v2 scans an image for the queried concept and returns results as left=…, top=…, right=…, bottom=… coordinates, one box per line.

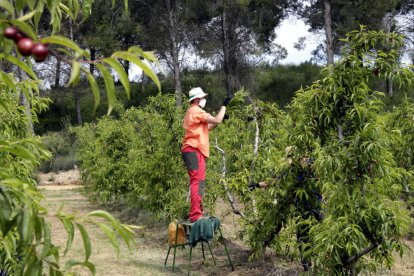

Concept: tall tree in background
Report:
left=131, top=0, right=192, bottom=107
left=189, top=0, right=291, bottom=97
left=45, top=0, right=142, bottom=125
left=323, top=0, right=333, bottom=65
left=77, top=0, right=141, bottom=75
left=297, top=0, right=404, bottom=64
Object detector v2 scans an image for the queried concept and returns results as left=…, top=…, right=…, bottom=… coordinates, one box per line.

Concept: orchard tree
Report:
left=215, top=27, right=413, bottom=274
left=0, top=0, right=160, bottom=274
left=386, top=98, right=414, bottom=214
left=286, top=27, right=413, bottom=274
left=290, top=27, right=411, bottom=274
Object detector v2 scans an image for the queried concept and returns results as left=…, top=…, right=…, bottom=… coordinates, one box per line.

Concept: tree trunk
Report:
left=165, top=0, right=183, bottom=107
left=18, top=68, right=34, bottom=135
left=221, top=8, right=232, bottom=97
left=386, top=79, right=393, bottom=97
left=74, top=90, right=83, bottom=125
left=141, top=73, right=147, bottom=93
left=90, top=48, right=96, bottom=74
left=54, top=58, right=61, bottom=87
left=221, top=5, right=240, bottom=97
left=324, top=0, right=334, bottom=65
left=122, top=60, right=130, bottom=79
left=228, top=30, right=240, bottom=94
left=19, top=91, right=34, bottom=135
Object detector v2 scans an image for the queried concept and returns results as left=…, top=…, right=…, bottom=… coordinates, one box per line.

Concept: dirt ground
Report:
left=37, top=170, right=414, bottom=275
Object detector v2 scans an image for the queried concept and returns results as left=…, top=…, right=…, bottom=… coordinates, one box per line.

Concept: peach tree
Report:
left=213, top=27, right=413, bottom=274
left=287, top=27, right=413, bottom=274
left=0, top=0, right=160, bottom=275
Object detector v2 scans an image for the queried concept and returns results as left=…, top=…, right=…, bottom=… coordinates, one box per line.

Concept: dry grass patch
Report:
left=39, top=183, right=413, bottom=276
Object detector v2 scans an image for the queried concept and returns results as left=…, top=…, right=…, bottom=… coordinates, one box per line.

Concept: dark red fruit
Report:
left=4, top=27, right=19, bottom=40
left=13, top=31, right=26, bottom=42
left=17, top=38, right=35, bottom=56
left=32, top=43, right=49, bottom=62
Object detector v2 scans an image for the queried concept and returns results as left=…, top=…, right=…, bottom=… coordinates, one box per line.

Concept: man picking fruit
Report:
left=181, top=87, right=232, bottom=222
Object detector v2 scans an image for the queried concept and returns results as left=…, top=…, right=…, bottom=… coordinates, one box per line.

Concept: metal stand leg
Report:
left=172, top=221, right=179, bottom=272
left=207, top=242, right=216, bottom=265
left=188, top=246, right=193, bottom=276
left=164, top=246, right=171, bottom=268
left=219, top=227, right=234, bottom=271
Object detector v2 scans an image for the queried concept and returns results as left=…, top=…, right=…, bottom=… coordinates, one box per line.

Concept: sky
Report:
left=274, top=15, right=318, bottom=65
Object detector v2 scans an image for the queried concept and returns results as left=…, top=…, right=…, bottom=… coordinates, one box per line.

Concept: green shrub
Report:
left=74, top=94, right=189, bottom=219
left=39, top=130, right=77, bottom=172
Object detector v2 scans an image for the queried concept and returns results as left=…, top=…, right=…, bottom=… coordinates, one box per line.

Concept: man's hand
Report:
left=223, top=95, right=233, bottom=106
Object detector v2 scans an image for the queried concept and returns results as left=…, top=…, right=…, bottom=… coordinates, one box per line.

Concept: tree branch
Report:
left=344, top=242, right=378, bottom=266
left=214, top=138, right=245, bottom=218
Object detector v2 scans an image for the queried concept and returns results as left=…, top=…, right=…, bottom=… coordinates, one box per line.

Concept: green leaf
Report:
left=33, top=215, right=43, bottom=243
left=40, top=35, right=83, bottom=54
left=15, top=0, right=26, bottom=12
left=58, top=3, right=74, bottom=20
left=41, top=220, right=52, bottom=258
left=75, top=223, right=91, bottom=262
left=81, top=0, right=93, bottom=22
left=123, top=0, right=129, bottom=14
left=9, top=20, right=37, bottom=40
left=59, top=217, right=75, bottom=256
left=0, top=143, right=37, bottom=162
left=112, top=223, right=134, bottom=249
left=67, top=61, right=81, bottom=86
left=18, top=207, right=33, bottom=246
left=87, top=210, right=117, bottom=223
left=102, top=57, right=130, bottom=99
left=26, top=0, right=37, bottom=9
left=17, top=10, right=39, bottom=22
left=72, top=0, right=80, bottom=19
left=96, top=222, right=119, bottom=254
left=127, top=46, right=158, bottom=63
left=24, top=261, right=42, bottom=276
left=0, top=72, right=16, bottom=92
left=82, top=69, right=100, bottom=112
left=112, top=51, right=160, bottom=92
left=64, top=260, right=96, bottom=275
left=95, top=63, right=115, bottom=115
left=0, top=54, right=37, bottom=79
left=0, top=0, right=15, bottom=16
left=33, top=1, right=45, bottom=30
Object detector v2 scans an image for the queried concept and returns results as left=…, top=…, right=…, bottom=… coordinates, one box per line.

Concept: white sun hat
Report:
left=188, top=87, right=208, bottom=102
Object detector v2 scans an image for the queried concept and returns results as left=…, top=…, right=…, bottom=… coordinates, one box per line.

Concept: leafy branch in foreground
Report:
left=1, top=0, right=156, bottom=275
left=0, top=67, right=137, bottom=275
left=1, top=0, right=161, bottom=114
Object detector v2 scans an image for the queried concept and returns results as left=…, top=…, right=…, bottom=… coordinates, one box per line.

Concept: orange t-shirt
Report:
left=181, top=104, right=211, bottom=157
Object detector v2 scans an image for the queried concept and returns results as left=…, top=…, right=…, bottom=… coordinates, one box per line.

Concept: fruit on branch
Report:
left=4, top=26, right=19, bottom=39
left=3, top=26, right=26, bottom=42
left=32, top=43, right=49, bottom=62
left=13, top=31, right=26, bottom=42
left=17, top=38, right=35, bottom=56
left=4, top=25, right=50, bottom=62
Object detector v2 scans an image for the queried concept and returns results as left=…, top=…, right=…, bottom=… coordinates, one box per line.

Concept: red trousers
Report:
left=181, top=146, right=206, bottom=222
